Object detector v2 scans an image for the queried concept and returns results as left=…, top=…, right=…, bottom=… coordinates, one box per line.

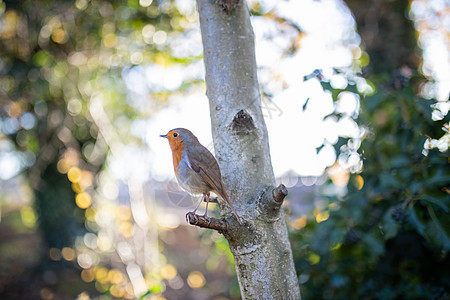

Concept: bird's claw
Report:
left=202, top=214, right=212, bottom=225
left=186, top=212, right=198, bottom=224
left=186, top=212, right=212, bottom=225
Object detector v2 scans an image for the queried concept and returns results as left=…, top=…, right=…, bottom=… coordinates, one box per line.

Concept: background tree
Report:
left=291, top=0, right=450, bottom=298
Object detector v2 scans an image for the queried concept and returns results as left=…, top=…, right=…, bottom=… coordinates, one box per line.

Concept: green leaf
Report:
left=420, top=194, right=449, bottom=213
left=428, top=174, right=450, bottom=186
left=303, top=97, right=310, bottom=111
left=389, top=156, right=409, bottom=168
left=364, top=93, right=384, bottom=111
left=379, top=173, right=400, bottom=188
left=408, top=206, right=426, bottom=238
left=139, top=290, right=152, bottom=299
left=427, top=205, right=450, bottom=250
left=380, top=209, right=399, bottom=240
left=346, top=84, right=358, bottom=94
left=320, top=81, right=333, bottom=92
left=362, top=234, right=384, bottom=256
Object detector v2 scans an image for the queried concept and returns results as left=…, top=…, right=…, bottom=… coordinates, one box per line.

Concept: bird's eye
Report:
left=173, top=133, right=178, bottom=137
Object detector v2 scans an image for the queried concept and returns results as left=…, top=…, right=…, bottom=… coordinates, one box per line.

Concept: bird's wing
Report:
left=188, top=145, right=226, bottom=199
left=188, top=144, right=241, bottom=224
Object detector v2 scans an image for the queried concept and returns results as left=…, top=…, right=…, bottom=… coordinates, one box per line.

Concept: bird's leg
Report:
left=203, top=193, right=210, bottom=216
left=191, top=194, right=205, bottom=215
left=186, top=194, right=205, bottom=223
left=202, top=193, right=211, bottom=225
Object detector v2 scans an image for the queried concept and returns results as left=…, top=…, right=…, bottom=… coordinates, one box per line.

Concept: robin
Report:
left=160, top=128, right=242, bottom=224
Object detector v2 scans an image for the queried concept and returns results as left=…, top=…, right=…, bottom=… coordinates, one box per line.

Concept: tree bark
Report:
left=196, top=0, right=301, bottom=298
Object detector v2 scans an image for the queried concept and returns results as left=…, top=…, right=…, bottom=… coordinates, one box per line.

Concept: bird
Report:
left=160, top=128, right=242, bottom=224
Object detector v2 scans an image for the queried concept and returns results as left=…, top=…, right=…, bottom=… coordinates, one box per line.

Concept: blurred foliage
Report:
left=291, top=0, right=450, bottom=297
left=35, top=162, right=85, bottom=249
left=0, top=0, right=208, bottom=298
left=292, top=74, right=449, bottom=299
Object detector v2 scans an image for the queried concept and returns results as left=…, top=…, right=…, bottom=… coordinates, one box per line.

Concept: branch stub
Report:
left=186, top=212, right=231, bottom=239
left=273, top=184, right=288, bottom=203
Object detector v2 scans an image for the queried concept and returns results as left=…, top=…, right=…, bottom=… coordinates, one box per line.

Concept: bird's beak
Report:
left=160, top=134, right=168, bottom=138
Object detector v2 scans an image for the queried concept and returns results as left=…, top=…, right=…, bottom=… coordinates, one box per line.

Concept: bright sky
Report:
left=133, top=0, right=361, bottom=183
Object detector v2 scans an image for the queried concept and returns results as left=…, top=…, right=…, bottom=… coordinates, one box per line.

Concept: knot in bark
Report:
left=217, top=0, right=240, bottom=13
left=231, top=109, right=256, bottom=135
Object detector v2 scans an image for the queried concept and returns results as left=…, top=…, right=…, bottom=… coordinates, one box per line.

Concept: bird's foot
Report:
left=202, top=214, right=212, bottom=225
left=186, top=212, right=198, bottom=224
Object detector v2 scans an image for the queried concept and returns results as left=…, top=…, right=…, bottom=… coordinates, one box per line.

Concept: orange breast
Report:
left=168, top=138, right=185, bottom=175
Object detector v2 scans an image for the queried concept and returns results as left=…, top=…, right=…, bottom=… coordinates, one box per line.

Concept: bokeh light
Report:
left=76, top=192, right=92, bottom=209
left=20, top=206, right=37, bottom=228
left=61, top=247, right=75, bottom=261
left=186, top=271, right=206, bottom=289
left=49, top=248, right=62, bottom=261
left=81, top=269, right=95, bottom=283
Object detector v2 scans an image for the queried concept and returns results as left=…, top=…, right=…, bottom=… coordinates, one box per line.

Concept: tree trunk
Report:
left=345, top=0, right=419, bottom=75
left=195, top=0, right=301, bottom=298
